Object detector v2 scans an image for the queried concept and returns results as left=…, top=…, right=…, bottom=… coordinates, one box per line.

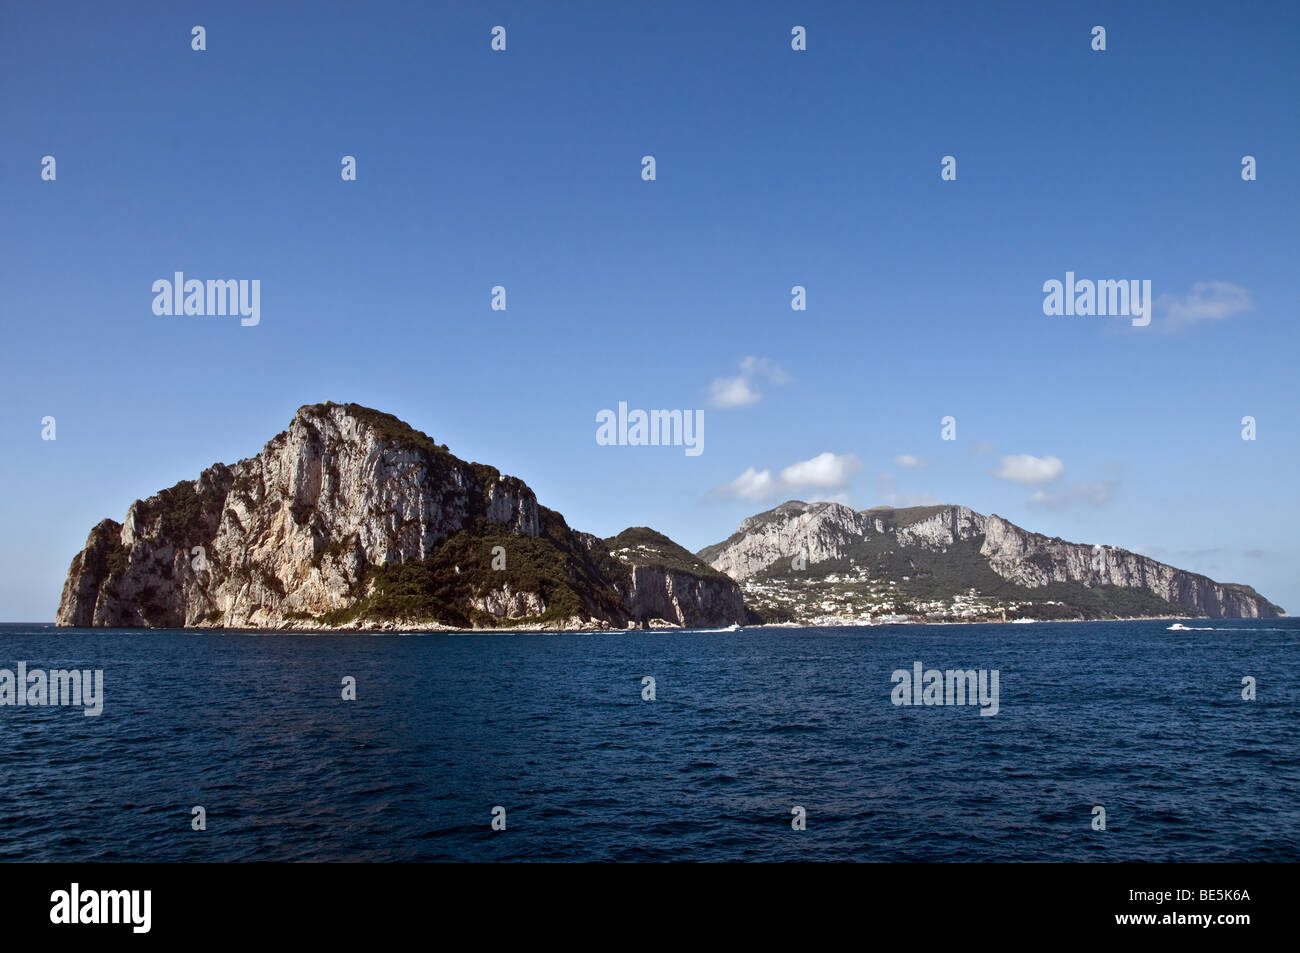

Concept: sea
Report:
left=1, top=619, right=1296, bottom=862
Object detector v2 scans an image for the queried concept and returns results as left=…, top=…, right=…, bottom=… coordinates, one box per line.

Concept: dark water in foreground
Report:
left=1, top=619, right=1297, bottom=862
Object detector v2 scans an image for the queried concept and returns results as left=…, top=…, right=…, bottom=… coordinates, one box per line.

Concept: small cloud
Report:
left=708, top=376, right=760, bottom=408
left=708, top=451, right=860, bottom=503
left=779, top=452, right=862, bottom=489
left=1028, top=480, right=1117, bottom=509
left=707, top=356, right=790, bottom=409
left=1243, top=548, right=1265, bottom=559
left=708, top=466, right=775, bottom=502
left=894, top=454, right=926, bottom=468
left=995, top=454, right=1065, bottom=486
left=972, top=441, right=996, bottom=456
left=1157, top=281, right=1253, bottom=331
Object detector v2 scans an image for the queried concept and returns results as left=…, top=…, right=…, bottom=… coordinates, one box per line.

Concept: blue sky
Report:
left=2, top=0, right=1297, bottom=620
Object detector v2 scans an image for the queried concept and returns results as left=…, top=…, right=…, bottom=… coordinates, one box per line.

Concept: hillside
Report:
left=56, top=403, right=747, bottom=630
left=699, top=501, right=1283, bottom=623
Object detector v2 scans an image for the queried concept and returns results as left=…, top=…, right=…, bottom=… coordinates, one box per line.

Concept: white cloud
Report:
left=708, top=376, right=760, bottom=408
left=994, top=454, right=1065, bottom=486
left=712, top=466, right=775, bottom=502
left=779, top=451, right=862, bottom=489
left=707, top=355, right=790, bottom=409
left=894, top=454, right=926, bottom=468
left=709, top=451, right=860, bottom=502
left=738, top=355, right=791, bottom=384
left=1157, top=281, right=1253, bottom=331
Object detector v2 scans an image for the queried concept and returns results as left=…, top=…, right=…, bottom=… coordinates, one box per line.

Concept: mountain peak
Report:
left=56, top=406, right=747, bottom=631
left=700, top=502, right=1283, bottom=622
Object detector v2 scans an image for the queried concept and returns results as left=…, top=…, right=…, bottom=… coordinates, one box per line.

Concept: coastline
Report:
left=37, top=612, right=1288, bottom=635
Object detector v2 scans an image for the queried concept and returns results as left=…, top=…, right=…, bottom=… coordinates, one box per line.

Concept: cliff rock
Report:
left=56, top=403, right=748, bottom=630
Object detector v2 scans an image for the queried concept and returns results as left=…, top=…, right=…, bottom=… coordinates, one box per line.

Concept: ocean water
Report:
left=0, top=619, right=1296, bottom=862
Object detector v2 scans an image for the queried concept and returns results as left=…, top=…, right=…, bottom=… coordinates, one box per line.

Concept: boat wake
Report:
left=1168, top=623, right=1287, bottom=632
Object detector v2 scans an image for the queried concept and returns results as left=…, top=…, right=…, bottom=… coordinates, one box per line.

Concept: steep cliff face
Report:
left=698, top=501, right=876, bottom=581
left=976, top=514, right=1276, bottom=618
left=607, top=527, right=752, bottom=626
left=699, top=501, right=1283, bottom=620
left=56, top=403, right=747, bottom=630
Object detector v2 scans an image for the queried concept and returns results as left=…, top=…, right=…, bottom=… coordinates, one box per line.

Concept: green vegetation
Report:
left=151, top=481, right=203, bottom=538
left=319, top=510, right=631, bottom=629
left=132, top=479, right=221, bottom=548
left=230, top=470, right=259, bottom=504
left=103, top=538, right=130, bottom=577
left=748, top=602, right=796, bottom=624
left=860, top=504, right=954, bottom=531
left=605, top=526, right=731, bottom=581
left=752, top=534, right=1197, bottom=620
left=1023, top=582, right=1195, bottom=619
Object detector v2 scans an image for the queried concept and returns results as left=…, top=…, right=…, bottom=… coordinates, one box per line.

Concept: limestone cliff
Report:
left=55, top=403, right=748, bottom=630
left=699, top=501, right=1283, bottom=620
left=606, top=527, right=753, bottom=626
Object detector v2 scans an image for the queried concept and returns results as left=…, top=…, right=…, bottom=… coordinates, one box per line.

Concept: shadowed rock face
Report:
left=56, top=403, right=747, bottom=630
left=699, top=501, right=1284, bottom=620
left=625, top=564, right=747, bottom=628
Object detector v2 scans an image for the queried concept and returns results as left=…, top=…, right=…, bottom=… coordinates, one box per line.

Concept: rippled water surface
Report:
left=1, top=619, right=1296, bottom=861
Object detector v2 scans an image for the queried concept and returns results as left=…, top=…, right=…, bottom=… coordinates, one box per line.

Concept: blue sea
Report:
left=1, top=619, right=1296, bottom=862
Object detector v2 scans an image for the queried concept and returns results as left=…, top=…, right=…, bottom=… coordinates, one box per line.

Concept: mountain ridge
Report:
left=55, top=402, right=747, bottom=630
left=55, top=408, right=1283, bottom=630
left=698, top=500, right=1283, bottom=623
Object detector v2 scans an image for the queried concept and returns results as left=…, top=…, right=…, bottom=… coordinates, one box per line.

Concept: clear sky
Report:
left=2, top=1, right=1297, bottom=620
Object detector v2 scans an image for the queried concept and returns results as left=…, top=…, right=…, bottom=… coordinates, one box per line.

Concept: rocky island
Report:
left=56, top=404, right=1283, bottom=630
left=697, top=501, right=1284, bottom=624
left=56, top=403, right=748, bottom=630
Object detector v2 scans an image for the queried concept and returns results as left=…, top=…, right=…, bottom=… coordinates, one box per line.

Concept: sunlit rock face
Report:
left=56, top=403, right=747, bottom=630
